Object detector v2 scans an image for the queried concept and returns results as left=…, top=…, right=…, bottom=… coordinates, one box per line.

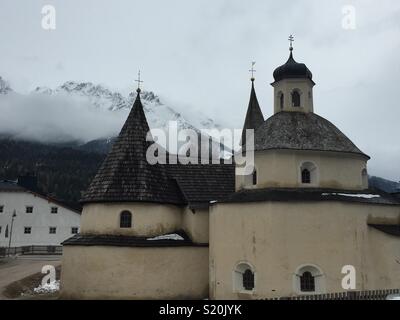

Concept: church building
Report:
left=60, top=43, right=400, bottom=299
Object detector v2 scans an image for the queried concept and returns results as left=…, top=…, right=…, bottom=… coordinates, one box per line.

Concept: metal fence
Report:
left=0, top=245, right=62, bottom=257
left=270, top=288, right=400, bottom=300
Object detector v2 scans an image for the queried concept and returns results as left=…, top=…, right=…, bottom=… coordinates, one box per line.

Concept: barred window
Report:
left=51, top=207, right=58, bottom=214
left=24, top=227, right=32, bottom=234
left=120, top=211, right=132, bottom=228
left=243, top=269, right=255, bottom=291
left=49, top=227, right=57, bottom=234
left=302, top=169, right=311, bottom=184
left=26, top=206, right=33, bottom=213
left=234, top=262, right=255, bottom=293
left=300, top=271, right=315, bottom=292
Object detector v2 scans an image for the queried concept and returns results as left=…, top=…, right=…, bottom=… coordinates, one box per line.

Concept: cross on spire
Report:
left=288, top=34, right=294, bottom=51
left=135, top=70, right=143, bottom=93
left=249, top=61, right=256, bottom=81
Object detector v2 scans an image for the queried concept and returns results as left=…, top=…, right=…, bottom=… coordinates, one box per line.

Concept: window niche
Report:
left=252, top=170, right=257, bottom=186
left=291, top=90, right=301, bottom=107
left=361, top=169, right=368, bottom=189
left=300, top=162, right=318, bottom=186
left=278, top=92, right=284, bottom=110
left=294, top=265, right=325, bottom=294
left=233, top=262, right=255, bottom=293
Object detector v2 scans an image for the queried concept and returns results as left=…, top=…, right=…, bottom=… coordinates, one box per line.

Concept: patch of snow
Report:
left=322, top=193, right=380, bottom=199
left=147, top=233, right=184, bottom=241
left=33, top=280, right=60, bottom=294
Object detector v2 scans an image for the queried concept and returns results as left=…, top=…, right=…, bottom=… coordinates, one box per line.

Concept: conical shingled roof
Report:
left=81, top=90, right=184, bottom=205
left=241, top=80, right=264, bottom=147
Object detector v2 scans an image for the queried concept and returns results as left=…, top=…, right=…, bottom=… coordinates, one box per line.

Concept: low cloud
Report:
left=0, top=93, right=127, bottom=143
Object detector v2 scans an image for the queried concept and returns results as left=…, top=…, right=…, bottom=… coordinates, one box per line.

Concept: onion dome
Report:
left=273, top=49, right=313, bottom=83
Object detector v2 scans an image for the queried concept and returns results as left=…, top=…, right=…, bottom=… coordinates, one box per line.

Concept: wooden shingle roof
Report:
left=253, top=111, right=370, bottom=158
left=241, top=80, right=264, bottom=146
left=80, top=91, right=236, bottom=206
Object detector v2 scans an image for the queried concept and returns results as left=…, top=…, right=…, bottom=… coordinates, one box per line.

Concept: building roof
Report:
left=241, top=80, right=264, bottom=146
left=273, top=49, right=313, bottom=83
left=216, top=188, right=400, bottom=206
left=62, top=230, right=208, bottom=247
left=253, top=111, right=370, bottom=158
left=81, top=90, right=236, bottom=206
left=166, top=162, right=235, bottom=208
left=368, top=224, right=400, bottom=237
left=0, top=179, right=81, bottom=213
left=81, top=90, right=185, bottom=205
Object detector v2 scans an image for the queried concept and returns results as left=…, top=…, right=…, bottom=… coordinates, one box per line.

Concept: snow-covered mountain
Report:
left=0, top=76, right=13, bottom=95
left=0, top=77, right=229, bottom=155
left=33, top=80, right=222, bottom=134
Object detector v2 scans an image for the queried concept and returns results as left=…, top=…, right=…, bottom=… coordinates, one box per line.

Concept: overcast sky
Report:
left=0, top=0, right=399, bottom=181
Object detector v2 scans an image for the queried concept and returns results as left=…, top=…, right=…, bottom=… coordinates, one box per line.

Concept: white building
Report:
left=0, top=179, right=81, bottom=248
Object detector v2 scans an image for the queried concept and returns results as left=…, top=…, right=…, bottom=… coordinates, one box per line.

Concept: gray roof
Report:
left=63, top=230, right=208, bottom=247
left=81, top=91, right=185, bottom=205
left=241, top=80, right=264, bottom=146
left=217, top=188, right=400, bottom=206
left=81, top=90, right=236, bottom=206
left=253, top=111, right=369, bottom=158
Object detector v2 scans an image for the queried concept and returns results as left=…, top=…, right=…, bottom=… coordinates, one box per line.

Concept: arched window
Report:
left=294, top=265, right=325, bottom=294
left=234, top=262, right=255, bottom=293
left=252, top=170, right=257, bottom=186
left=361, top=169, right=368, bottom=189
left=300, top=271, right=315, bottom=292
left=279, top=92, right=284, bottom=109
left=300, top=162, right=318, bottom=186
left=301, top=169, right=311, bottom=184
left=243, top=269, right=255, bottom=291
left=120, top=211, right=132, bottom=228
left=292, top=90, right=301, bottom=107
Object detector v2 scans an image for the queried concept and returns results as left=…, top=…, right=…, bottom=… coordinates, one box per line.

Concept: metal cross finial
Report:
left=135, top=70, right=143, bottom=92
left=249, top=61, right=256, bottom=81
left=288, top=34, right=294, bottom=51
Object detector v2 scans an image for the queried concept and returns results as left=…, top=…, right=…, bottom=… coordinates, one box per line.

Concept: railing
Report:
left=0, top=245, right=62, bottom=257
left=270, top=289, right=400, bottom=300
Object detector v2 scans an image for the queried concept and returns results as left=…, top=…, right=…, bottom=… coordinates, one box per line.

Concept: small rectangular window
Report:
left=0, top=205, right=4, bottom=213
left=71, top=227, right=79, bottom=234
left=24, top=227, right=32, bottom=234
left=49, top=227, right=57, bottom=234
left=51, top=207, right=58, bottom=214
left=26, top=206, right=33, bottom=213
left=0, top=226, right=2, bottom=234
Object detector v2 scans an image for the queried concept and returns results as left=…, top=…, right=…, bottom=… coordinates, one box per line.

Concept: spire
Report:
left=80, top=84, right=183, bottom=205
left=241, top=78, right=264, bottom=147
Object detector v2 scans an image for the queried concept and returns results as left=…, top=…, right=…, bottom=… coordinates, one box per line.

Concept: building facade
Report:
left=0, top=179, right=81, bottom=248
left=60, top=46, right=400, bottom=299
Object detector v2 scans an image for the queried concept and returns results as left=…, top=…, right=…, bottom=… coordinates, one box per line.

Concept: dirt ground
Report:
left=0, top=255, right=61, bottom=300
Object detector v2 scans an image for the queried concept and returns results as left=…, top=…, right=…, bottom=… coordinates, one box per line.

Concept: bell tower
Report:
left=271, top=35, right=315, bottom=114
